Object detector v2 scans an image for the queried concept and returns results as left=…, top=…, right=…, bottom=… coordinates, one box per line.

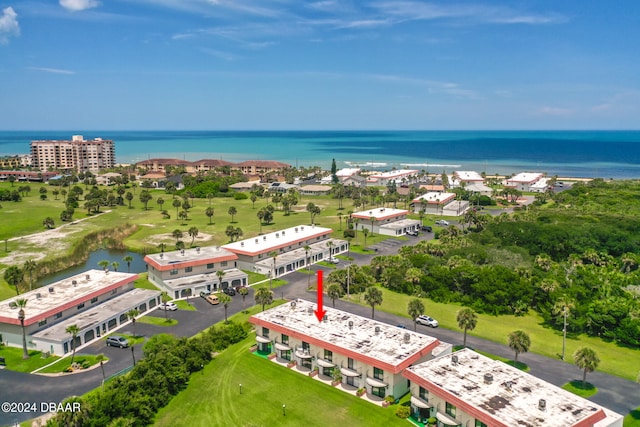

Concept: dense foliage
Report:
left=46, top=321, right=249, bottom=427
left=362, top=180, right=640, bottom=348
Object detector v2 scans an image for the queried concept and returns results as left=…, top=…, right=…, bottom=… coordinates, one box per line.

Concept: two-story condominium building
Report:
left=351, top=208, right=421, bottom=236
left=250, top=299, right=449, bottom=399
left=0, top=270, right=159, bottom=355
left=505, top=172, right=545, bottom=192
left=403, top=348, right=623, bottom=427
left=222, top=225, right=347, bottom=278
left=366, top=169, right=418, bottom=186
left=144, top=246, right=248, bottom=299
left=451, top=171, right=484, bottom=187
left=30, top=135, right=115, bottom=173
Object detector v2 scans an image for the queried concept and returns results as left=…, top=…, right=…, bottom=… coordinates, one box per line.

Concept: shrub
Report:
left=233, top=192, right=248, bottom=200
left=395, top=406, right=410, bottom=418
left=384, top=395, right=395, bottom=403
left=343, top=229, right=355, bottom=238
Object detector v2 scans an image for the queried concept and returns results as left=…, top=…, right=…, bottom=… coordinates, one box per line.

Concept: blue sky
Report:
left=0, top=0, right=638, bottom=130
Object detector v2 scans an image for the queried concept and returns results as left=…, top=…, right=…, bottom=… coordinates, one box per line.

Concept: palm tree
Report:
left=304, top=245, right=312, bottom=287
left=96, top=353, right=106, bottom=389
left=127, top=308, right=140, bottom=337
left=456, top=308, right=478, bottom=348
left=23, top=259, right=37, bottom=292
left=172, top=229, right=183, bottom=244
left=219, top=294, right=232, bottom=323
left=216, top=270, right=226, bottom=291
left=326, top=283, right=343, bottom=308
left=65, top=324, right=80, bottom=365
left=228, top=206, right=237, bottom=222
left=507, top=330, right=531, bottom=362
left=362, top=228, right=369, bottom=247
left=16, top=298, right=29, bottom=359
left=97, top=259, right=110, bottom=271
left=111, top=261, right=119, bottom=272
left=407, top=298, right=425, bottom=331
left=364, top=286, right=383, bottom=319
left=255, top=287, right=274, bottom=311
left=123, top=255, right=133, bottom=273
left=161, top=291, right=171, bottom=320
left=268, top=251, right=278, bottom=290
left=4, top=265, right=24, bottom=295
left=574, top=347, right=600, bottom=387
left=205, top=207, right=214, bottom=224
left=173, top=199, right=181, bottom=219
left=188, top=226, right=199, bottom=247
left=238, top=286, right=249, bottom=312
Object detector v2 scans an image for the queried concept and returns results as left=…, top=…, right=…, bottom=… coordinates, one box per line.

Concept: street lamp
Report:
left=240, top=384, right=242, bottom=394
left=18, top=308, right=28, bottom=360
left=282, top=404, right=286, bottom=416
left=131, top=345, right=136, bottom=367
left=346, top=263, right=350, bottom=300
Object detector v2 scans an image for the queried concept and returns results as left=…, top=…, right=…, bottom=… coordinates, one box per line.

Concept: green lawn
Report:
left=38, top=354, right=107, bottom=374
left=137, top=316, right=178, bottom=326
left=561, top=380, right=597, bottom=398
left=625, top=408, right=640, bottom=427
left=174, top=300, right=197, bottom=311
left=133, top=273, right=159, bottom=290
left=0, top=346, right=60, bottom=372
left=154, top=335, right=405, bottom=427
left=348, top=286, right=640, bottom=381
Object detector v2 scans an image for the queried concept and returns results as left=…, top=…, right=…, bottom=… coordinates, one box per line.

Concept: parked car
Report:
left=328, top=257, right=340, bottom=264
left=158, top=302, right=178, bottom=311
left=223, top=287, right=236, bottom=296
left=415, top=315, right=439, bottom=328
left=435, top=220, right=449, bottom=226
left=396, top=323, right=407, bottom=329
left=421, top=225, right=433, bottom=232
left=106, top=336, right=129, bottom=348
left=406, top=230, right=419, bottom=236
left=205, top=294, right=220, bottom=305
left=200, top=291, right=211, bottom=299
left=234, top=284, right=248, bottom=292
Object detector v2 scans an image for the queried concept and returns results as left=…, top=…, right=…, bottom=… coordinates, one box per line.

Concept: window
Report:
left=446, top=402, right=456, bottom=418
left=91, top=297, right=98, bottom=304
left=281, top=334, right=289, bottom=345
left=111, top=289, right=117, bottom=295
left=374, top=367, right=384, bottom=380
left=221, top=261, right=227, bottom=267
left=348, top=358, right=354, bottom=369
left=55, top=312, right=62, bottom=319
left=262, top=327, right=269, bottom=337
left=207, top=263, right=214, bottom=269
left=77, top=303, right=85, bottom=310
left=475, top=421, right=487, bottom=427
left=324, top=349, right=333, bottom=362
left=170, top=269, right=178, bottom=276
left=302, top=341, right=310, bottom=352
left=38, top=319, right=47, bottom=327
left=419, top=386, right=428, bottom=400
left=185, top=266, right=192, bottom=273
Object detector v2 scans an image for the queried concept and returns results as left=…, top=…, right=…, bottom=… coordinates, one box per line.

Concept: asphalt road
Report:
left=1, top=230, right=639, bottom=425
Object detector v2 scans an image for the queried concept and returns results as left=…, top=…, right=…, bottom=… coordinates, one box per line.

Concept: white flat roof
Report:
left=32, top=289, right=160, bottom=342
left=507, top=172, right=543, bottom=184
left=351, top=207, right=408, bottom=220
left=369, top=169, right=418, bottom=179
left=222, top=225, right=333, bottom=256
left=145, top=246, right=238, bottom=271
left=164, top=268, right=246, bottom=289
left=412, top=192, right=457, bottom=204
left=406, top=349, right=621, bottom=427
left=454, top=171, right=484, bottom=181
left=336, top=168, right=361, bottom=177
left=250, top=299, right=440, bottom=372
left=0, top=270, right=138, bottom=326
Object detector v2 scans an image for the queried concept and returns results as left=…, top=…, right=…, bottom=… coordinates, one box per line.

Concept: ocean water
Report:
left=1, top=130, right=640, bottom=179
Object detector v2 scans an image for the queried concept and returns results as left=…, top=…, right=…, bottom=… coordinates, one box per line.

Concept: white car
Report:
left=158, top=302, right=178, bottom=311
left=329, top=257, right=340, bottom=264
left=435, top=220, right=450, bottom=226
left=416, top=315, right=439, bottom=328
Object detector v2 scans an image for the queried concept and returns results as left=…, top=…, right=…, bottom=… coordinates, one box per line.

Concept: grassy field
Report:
left=153, top=335, right=405, bottom=427
left=38, top=354, right=107, bottom=374
left=625, top=409, right=640, bottom=427
left=0, top=346, right=59, bottom=372
left=137, top=316, right=178, bottom=327
left=348, top=287, right=640, bottom=381
left=561, top=381, right=597, bottom=398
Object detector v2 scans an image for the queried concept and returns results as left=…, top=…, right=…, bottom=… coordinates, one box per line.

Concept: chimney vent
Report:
left=538, top=399, right=546, bottom=411
left=484, top=373, right=493, bottom=384
left=36, top=293, right=41, bottom=299
left=404, top=333, right=410, bottom=343
left=49, top=287, right=54, bottom=293
left=375, top=326, right=381, bottom=335
left=86, top=274, right=90, bottom=280
left=348, top=321, right=354, bottom=330
left=72, top=280, right=77, bottom=285
left=452, top=355, right=458, bottom=365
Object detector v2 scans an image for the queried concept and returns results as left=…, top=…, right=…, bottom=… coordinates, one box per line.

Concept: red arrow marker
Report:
left=314, top=270, right=326, bottom=322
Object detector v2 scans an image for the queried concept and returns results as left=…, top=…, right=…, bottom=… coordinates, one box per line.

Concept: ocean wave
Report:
left=344, top=161, right=389, bottom=167
left=401, top=163, right=462, bottom=168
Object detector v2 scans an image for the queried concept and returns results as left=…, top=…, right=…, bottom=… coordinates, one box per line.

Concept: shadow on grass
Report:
left=628, top=408, right=640, bottom=420
left=562, top=380, right=597, bottom=398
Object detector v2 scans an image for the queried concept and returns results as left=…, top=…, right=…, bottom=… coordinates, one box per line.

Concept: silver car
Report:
left=416, top=315, right=439, bottom=328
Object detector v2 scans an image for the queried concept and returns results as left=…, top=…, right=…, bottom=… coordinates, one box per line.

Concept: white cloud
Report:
left=200, top=47, right=236, bottom=61
left=367, top=73, right=477, bottom=99
left=27, top=66, right=76, bottom=75
left=537, top=106, right=573, bottom=116
left=59, top=0, right=100, bottom=12
left=0, top=7, right=20, bottom=44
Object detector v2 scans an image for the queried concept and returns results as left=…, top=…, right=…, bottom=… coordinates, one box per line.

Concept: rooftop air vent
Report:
left=301, top=226, right=304, bottom=230
left=36, top=293, right=41, bottom=299
left=276, top=233, right=279, bottom=238
left=323, top=314, right=328, bottom=321
left=369, top=211, right=372, bottom=215
left=282, top=231, right=285, bottom=235
left=504, top=381, right=513, bottom=391
left=404, top=333, right=410, bottom=343
left=181, top=249, right=185, bottom=255
left=72, top=280, right=77, bottom=285
left=160, top=253, right=163, bottom=258
left=295, top=227, right=298, bottom=232
left=307, top=307, right=314, bottom=315
left=484, top=373, right=493, bottom=384
left=538, top=399, right=546, bottom=411
left=241, top=242, right=244, bottom=247
left=375, top=326, right=381, bottom=335
left=348, top=321, right=354, bottom=330
left=49, top=287, right=54, bottom=293
left=263, top=236, right=267, bottom=241
left=255, top=239, right=259, bottom=244
left=196, top=247, right=200, bottom=253
left=85, top=274, right=90, bottom=280
left=290, top=301, right=297, bottom=309
left=451, top=355, right=458, bottom=365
